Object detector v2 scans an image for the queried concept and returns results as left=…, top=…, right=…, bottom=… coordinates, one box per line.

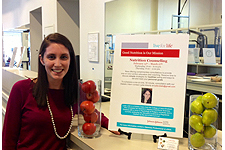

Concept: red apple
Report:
left=81, top=80, right=96, bottom=93
left=83, top=112, right=98, bottom=123
left=80, top=101, right=95, bottom=114
left=86, top=90, right=100, bottom=103
left=82, top=123, right=96, bottom=135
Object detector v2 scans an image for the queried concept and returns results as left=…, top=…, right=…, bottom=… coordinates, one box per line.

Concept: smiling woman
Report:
left=39, top=43, right=71, bottom=89
left=33, top=33, right=78, bottom=107
left=2, top=33, right=79, bottom=150
left=2, top=33, right=120, bottom=150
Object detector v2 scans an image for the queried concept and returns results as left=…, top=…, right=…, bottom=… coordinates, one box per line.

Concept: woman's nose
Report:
left=54, top=58, right=62, bottom=66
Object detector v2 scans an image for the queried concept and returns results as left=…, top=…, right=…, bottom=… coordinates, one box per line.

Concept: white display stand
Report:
left=188, top=48, right=200, bottom=63
left=203, top=48, right=216, bottom=65
left=109, top=34, right=189, bottom=138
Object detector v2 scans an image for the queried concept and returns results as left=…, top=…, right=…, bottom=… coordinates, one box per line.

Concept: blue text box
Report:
left=121, top=104, right=174, bottom=119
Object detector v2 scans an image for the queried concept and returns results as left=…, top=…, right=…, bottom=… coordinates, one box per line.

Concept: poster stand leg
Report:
left=153, top=133, right=167, bottom=143
left=118, top=128, right=132, bottom=140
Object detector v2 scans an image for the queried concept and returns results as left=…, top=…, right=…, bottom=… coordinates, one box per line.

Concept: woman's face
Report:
left=143, top=91, right=151, bottom=100
left=40, top=43, right=70, bottom=84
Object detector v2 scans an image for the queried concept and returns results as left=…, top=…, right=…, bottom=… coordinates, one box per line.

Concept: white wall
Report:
left=2, top=0, right=42, bottom=30
left=2, top=0, right=74, bottom=72
left=2, top=0, right=222, bottom=92
left=79, top=0, right=108, bottom=94
left=2, top=0, right=57, bottom=36
left=30, top=8, right=42, bottom=72
left=105, top=0, right=160, bottom=35
left=57, top=0, right=80, bottom=55
left=105, top=0, right=153, bottom=34
left=105, top=0, right=222, bottom=33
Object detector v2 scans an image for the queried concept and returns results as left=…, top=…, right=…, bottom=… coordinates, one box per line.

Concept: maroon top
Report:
left=2, top=79, right=109, bottom=150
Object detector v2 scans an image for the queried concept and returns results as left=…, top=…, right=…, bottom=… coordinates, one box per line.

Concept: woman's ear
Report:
left=39, top=54, right=45, bottom=66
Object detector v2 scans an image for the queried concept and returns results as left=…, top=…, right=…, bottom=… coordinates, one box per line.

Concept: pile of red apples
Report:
left=80, top=80, right=100, bottom=135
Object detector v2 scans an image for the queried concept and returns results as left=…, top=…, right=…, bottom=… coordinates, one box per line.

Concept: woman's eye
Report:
left=61, top=55, right=69, bottom=60
left=47, top=55, right=55, bottom=60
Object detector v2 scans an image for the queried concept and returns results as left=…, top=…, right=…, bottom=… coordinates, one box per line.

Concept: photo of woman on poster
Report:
left=141, top=88, right=152, bottom=104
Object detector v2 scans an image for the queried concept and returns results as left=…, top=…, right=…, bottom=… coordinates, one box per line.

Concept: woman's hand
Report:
left=110, top=130, right=121, bottom=135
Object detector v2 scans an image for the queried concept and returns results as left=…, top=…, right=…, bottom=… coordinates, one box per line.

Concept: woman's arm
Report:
left=2, top=81, right=26, bottom=149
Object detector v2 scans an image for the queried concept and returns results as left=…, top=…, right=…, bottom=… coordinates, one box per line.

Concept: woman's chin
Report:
left=50, top=74, right=65, bottom=81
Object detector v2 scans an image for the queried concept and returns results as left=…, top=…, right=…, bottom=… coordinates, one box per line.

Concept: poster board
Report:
left=109, top=34, right=189, bottom=138
left=88, top=32, right=99, bottom=62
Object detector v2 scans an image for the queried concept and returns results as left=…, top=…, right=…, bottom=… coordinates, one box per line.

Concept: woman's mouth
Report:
left=52, top=69, right=63, bottom=73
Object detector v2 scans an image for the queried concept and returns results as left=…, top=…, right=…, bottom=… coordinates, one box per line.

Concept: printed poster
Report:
left=188, top=48, right=200, bottom=63
left=88, top=33, right=99, bottom=62
left=109, top=34, right=189, bottom=138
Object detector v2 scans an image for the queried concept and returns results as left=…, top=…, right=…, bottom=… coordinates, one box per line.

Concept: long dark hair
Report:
left=32, top=33, right=78, bottom=107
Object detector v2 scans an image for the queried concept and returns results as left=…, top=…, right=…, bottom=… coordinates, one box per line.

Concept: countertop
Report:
left=70, top=124, right=222, bottom=150
left=2, top=67, right=222, bottom=149
left=69, top=102, right=222, bottom=150
left=186, top=76, right=222, bottom=95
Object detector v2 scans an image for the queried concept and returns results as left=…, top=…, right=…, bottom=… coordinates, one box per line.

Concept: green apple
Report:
left=202, top=93, right=218, bottom=108
left=190, top=133, right=205, bottom=148
left=204, top=125, right=217, bottom=138
left=195, top=96, right=203, bottom=103
left=190, top=100, right=204, bottom=114
left=202, top=108, right=218, bottom=126
left=189, top=115, right=204, bottom=132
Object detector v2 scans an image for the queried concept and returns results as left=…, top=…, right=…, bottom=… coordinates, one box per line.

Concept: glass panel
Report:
left=3, top=31, right=23, bottom=67
left=104, top=0, right=222, bottom=93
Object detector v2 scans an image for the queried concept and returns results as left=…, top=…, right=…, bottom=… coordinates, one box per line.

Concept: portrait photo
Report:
left=141, top=88, right=152, bottom=104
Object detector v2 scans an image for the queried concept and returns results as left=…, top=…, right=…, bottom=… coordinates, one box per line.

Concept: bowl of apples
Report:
left=78, top=79, right=102, bottom=138
left=188, top=93, right=219, bottom=150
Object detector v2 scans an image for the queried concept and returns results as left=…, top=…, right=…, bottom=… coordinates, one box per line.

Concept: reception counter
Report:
left=2, top=67, right=37, bottom=118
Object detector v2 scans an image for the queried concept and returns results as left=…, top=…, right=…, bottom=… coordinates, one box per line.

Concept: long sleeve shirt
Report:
left=2, top=79, right=109, bottom=150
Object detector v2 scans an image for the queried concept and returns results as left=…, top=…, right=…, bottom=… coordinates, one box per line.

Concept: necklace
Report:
left=46, top=95, right=74, bottom=139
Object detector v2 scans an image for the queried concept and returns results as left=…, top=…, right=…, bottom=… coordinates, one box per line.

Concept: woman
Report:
left=2, top=33, right=119, bottom=150
left=141, top=88, right=152, bottom=104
